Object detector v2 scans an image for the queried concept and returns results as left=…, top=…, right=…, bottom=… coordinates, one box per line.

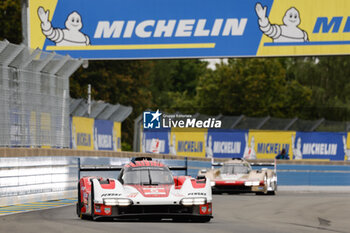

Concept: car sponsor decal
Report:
left=127, top=193, right=138, bottom=198
left=129, top=184, right=171, bottom=197
left=101, top=193, right=122, bottom=197
left=188, top=192, right=207, bottom=196
left=104, top=207, right=111, bottom=214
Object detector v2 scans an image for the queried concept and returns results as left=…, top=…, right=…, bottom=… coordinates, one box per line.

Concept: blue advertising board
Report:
left=29, top=0, right=350, bottom=59
left=142, top=128, right=170, bottom=154
left=206, top=129, right=247, bottom=158
left=293, top=132, right=347, bottom=161
left=94, top=119, right=114, bottom=151
left=29, top=0, right=272, bottom=59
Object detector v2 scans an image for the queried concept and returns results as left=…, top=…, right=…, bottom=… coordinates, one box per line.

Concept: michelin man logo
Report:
left=205, top=133, right=213, bottom=159
left=37, top=7, right=90, bottom=46
left=168, top=132, right=177, bottom=155
left=243, top=134, right=256, bottom=160
left=292, top=135, right=302, bottom=160
left=255, top=3, right=309, bottom=42
left=343, top=136, right=350, bottom=161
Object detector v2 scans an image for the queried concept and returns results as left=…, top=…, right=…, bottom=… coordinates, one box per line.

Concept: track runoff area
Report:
left=0, top=192, right=349, bottom=233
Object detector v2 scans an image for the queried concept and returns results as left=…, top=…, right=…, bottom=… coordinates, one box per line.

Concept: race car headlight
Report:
left=117, top=198, right=133, bottom=206
left=103, top=198, right=132, bottom=206
left=103, top=198, right=118, bottom=206
left=180, top=197, right=207, bottom=206
left=244, top=181, right=260, bottom=186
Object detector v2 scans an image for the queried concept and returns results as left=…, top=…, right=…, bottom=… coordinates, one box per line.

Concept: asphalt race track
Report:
left=1, top=192, right=349, bottom=233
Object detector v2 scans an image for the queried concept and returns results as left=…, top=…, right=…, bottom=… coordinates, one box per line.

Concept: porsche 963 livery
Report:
left=76, top=157, right=213, bottom=222
left=198, top=158, right=277, bottom=195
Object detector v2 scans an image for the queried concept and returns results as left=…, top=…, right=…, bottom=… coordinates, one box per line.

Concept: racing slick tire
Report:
left=77, top=183, right=91, bottom=220
left=267, top=179, right=277, bottom=195
left=76, top=183, right=82, bottom=217
left=255, top=175, right=269, bottom=195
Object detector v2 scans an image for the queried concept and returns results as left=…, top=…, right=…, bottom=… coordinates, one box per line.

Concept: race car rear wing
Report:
left=79, top=165, right=124, bottom=172
left=78, top=162, right=187, bottom=180
left=79, top=165, right=187, bottom=172
left=211, top=158, right=277, bottom=173
left=250, top=160, right=277, bottom=173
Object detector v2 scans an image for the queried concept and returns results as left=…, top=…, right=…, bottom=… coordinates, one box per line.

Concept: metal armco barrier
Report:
left=0, top=148, right=349, bottom=206
left=0, top=156, right=78, bottom=206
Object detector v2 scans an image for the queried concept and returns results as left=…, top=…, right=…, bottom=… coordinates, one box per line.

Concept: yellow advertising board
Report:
left=247, top=130, right=296, bottom=159
left=170, top=128, right=207, bottom=157
left=71, top=116, right=94, bottom=150
left=40, top=112, right=51, bottom=148
left=28, top=0, right=350, bottom=59
left=346, top=132, right=350, bottom=161
left=30, top=111, right=37, bottom=146
left=257, top=0, right=350, bottom=56
left=29, top=0, right=58, bottom=50
left=113, top=122, right=122, bottom=152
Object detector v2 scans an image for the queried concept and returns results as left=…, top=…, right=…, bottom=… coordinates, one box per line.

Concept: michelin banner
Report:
left=142, top=128, right=247, bottom=158
left=113, top=122, right=122, bottom=152
left=345, top=133, right=350, bottom=161
left=206, top=129, right=247, bottom=158
left=246, top=130, right=295, bottom=160
left=141, top=128, right=350, bottom=160
left=142, top=129, right=170, bottom=154
left=170, top=128, right=206, bottom=157
left=294, top=132, right=347, bottom=161
left=70, top=117, right=122, bottom=151
left=40, top=112, right=51, bottom=148
left=28, top=0, right=350, bottom=59
left=71, top=116, right=94, bottom=150
left=94, top=119, right=113, bottom=151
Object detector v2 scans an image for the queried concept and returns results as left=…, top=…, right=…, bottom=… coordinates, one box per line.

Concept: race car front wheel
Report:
left=76, top=183, right=81, bottom=217
left=90, top=182, right=96, bottom=221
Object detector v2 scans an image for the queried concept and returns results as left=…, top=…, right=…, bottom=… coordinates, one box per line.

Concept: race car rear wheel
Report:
left=263, top=175, right=268, bottom=194
left=255, top=175, right=269, bottom=195
left=267, top=178, right=277, bottom=195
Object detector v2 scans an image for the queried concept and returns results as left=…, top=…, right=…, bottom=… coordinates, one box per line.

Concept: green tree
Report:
left=149, top=59, right=208, bottom=112
left=196, top=58, right=312, bottom=117
left=71, top=60, right=154, bottom=148
left=286, top=56, right=350, bottom=120
left=0, top=0, right=22, bottom=43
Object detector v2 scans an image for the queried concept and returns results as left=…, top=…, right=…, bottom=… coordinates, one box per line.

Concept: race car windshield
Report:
left=122, top=167, right=174, bottom=185
left=220, top=164, right=251, bottom=174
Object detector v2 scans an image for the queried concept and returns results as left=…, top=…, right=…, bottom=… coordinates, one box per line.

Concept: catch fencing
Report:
left=0, top=40, right=82, bottom=148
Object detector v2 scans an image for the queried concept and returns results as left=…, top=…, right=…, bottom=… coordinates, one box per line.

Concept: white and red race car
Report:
left=198, top=158, right=277, bottom=195
left=76, top=157, right=213, bottom=222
